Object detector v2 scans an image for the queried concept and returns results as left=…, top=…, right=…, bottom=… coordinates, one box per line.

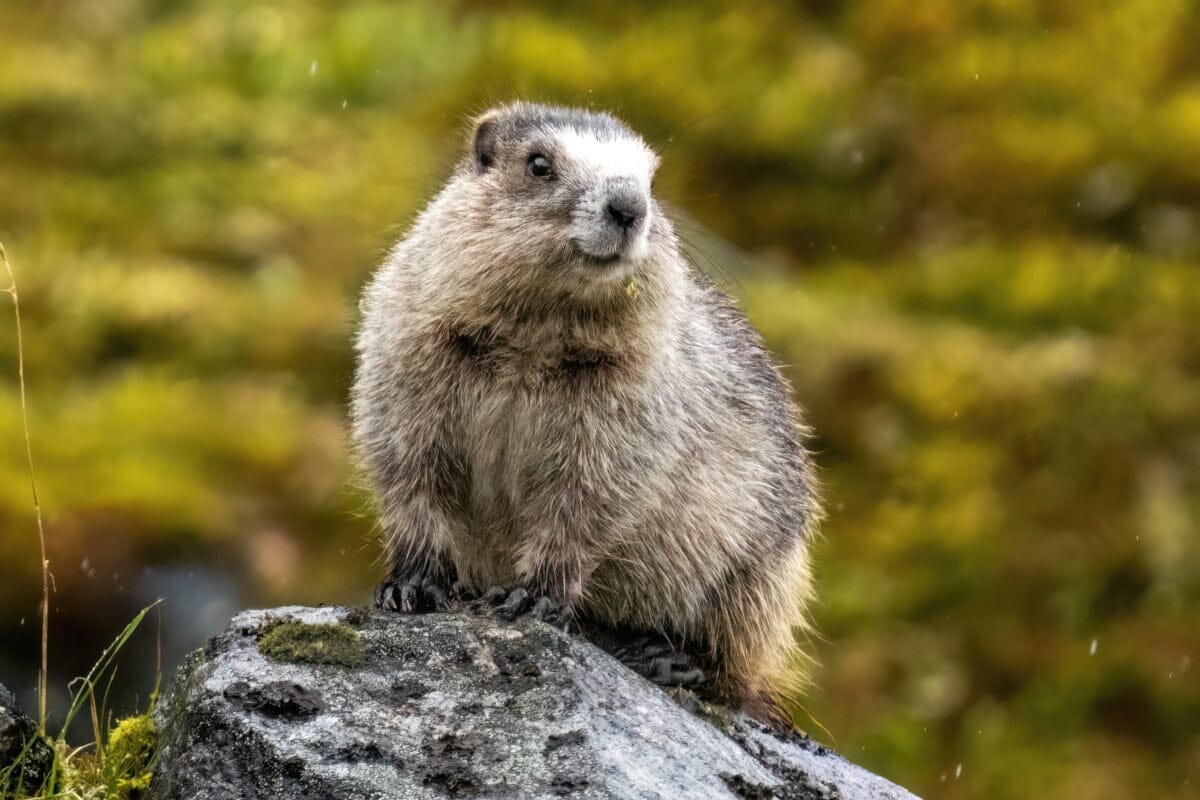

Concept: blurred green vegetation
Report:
left=1, top=1, right=1197, bottom=798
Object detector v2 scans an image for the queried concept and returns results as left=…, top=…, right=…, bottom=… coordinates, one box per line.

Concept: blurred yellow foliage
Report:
left=1, top=2, right=1198, bottom=798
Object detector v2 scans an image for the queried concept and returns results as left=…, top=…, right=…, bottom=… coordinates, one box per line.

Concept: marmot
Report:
left=352, top=102, right=820, bottom=720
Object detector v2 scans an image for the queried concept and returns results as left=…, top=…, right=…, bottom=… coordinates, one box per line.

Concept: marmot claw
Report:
left=472, top=586, right=574, bottom=629
left=615, top=635, right=708, bottom=688
left=374, top=574, right=455, bottom=614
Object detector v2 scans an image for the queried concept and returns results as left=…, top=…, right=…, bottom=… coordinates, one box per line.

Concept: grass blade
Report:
left=55, top=600, right=162, bottom=746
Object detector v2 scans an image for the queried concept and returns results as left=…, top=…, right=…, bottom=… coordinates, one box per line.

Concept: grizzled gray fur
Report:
left=351, top=102, right=820, bottom=718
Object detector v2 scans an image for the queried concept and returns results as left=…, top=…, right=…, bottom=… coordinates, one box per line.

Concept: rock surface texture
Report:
left=151, top=606, right=919, bottom=800
left=0, top=681, right=53, bottom=794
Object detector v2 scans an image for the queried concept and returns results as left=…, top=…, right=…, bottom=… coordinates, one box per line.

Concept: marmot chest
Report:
left=449, top=325, right=625, bottom=513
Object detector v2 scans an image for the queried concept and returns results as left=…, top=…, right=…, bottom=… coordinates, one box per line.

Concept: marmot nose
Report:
left=605, top=192, right=645, bottom=233
left=606, top=202, right=639, bottom=230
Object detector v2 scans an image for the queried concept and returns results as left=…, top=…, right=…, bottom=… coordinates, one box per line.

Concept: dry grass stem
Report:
left=1, top=241, right=52, bottom=732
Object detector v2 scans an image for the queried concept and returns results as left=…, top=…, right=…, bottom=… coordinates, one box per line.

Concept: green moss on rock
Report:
left=257, top=622, right=364, bottom=667
left=342, top=606, right=371, bottom=627
left=667, top=687, right=736, bottom=733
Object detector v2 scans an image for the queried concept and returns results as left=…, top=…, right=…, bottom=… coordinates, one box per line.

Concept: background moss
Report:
left=0, top=2, right=1197, bottom=798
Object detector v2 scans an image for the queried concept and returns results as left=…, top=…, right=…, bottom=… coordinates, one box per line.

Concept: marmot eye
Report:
left=527, top=154, right=554, bottom=179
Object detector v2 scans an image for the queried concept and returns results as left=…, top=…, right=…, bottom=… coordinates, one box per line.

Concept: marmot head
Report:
left=458, top=102, right=664, bottom=283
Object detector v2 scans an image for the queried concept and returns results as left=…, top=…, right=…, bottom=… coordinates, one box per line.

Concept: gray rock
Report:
left=0, top=681, right=53, bottom=795
left=151, top=607, right=919, bottom=800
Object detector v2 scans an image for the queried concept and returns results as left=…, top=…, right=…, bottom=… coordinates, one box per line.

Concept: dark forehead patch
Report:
left=492, top=103, right=637, bottom=145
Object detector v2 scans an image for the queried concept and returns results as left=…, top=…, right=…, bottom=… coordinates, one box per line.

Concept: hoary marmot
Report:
left=352, top=102, right=820, bottom=720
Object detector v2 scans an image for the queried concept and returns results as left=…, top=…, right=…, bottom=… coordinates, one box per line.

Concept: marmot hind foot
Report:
left=614, top=633, right=708, bottom=689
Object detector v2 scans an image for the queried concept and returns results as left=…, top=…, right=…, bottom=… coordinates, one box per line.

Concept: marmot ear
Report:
left=471, top=112, right=500, bottom=174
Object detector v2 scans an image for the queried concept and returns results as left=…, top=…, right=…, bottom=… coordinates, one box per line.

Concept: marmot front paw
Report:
left=374, top=569, right=456, bottom=614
